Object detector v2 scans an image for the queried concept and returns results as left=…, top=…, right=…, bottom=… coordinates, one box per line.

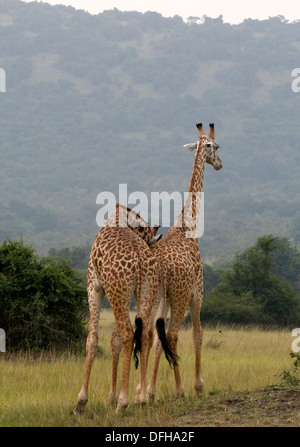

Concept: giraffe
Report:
left=74, top=204, right=161, bottom=414
left=147, top=123, right=222, bottom=401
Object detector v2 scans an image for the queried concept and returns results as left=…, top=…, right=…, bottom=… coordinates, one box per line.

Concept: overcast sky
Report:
left=22, top=0, right=300, bottom=24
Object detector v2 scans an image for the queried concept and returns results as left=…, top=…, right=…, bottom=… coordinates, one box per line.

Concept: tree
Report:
left=0, top=238, right=88, bottom=351
left=201, top=235, right=300, bottom=327
left=270, top=237, right=300, bottom=295
left=201, top=291, right=265, bottom=326
left=203, top=264, right=222, bottom=298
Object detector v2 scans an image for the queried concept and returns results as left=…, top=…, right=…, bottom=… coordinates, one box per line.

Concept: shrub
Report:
left=201, top=291, right=265, bottom=326
left=192, top=235, right=300, bottom=328
left=0, top=238, right=88, bottom=351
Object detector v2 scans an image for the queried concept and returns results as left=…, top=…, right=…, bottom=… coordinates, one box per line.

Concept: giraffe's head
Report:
left=184, top=123, right=222, bottom=171
left=131, top=220, right=162, bottom=246
left=115, top=204, right=163, bottom=246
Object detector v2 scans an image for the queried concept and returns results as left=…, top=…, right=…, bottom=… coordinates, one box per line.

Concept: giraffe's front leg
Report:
left=190, top=292, right=204, bottom=394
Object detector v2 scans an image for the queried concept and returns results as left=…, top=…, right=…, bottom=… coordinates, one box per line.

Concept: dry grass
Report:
left=0, top=310, right=297, bottom=427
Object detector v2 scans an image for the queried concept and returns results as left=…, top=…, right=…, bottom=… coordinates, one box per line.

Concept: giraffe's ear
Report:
left=151, top=225, right=160, bottom=236
left=149, top=233, right=163, bottom=246
left=183, top=142, right=198, bottom=151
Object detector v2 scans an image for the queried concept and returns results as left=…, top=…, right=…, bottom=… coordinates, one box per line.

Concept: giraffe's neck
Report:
left=174, top=139, right=206, bottom=238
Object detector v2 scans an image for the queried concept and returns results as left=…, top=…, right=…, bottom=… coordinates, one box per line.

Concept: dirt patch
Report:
left=174, top=386, right=300, bottom=427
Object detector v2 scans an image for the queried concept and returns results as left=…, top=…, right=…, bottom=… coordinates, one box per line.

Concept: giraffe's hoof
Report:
left=148, top=393, right=156, bottom=403
left=147, top=385, right=156, bottom=403
left=176, top=385, right=185, bottom=398
left=194, top=377, right=204, bottom=394
left=108, top=391, right=119, bottom=404
left=74, top=398, right=87, bottom=415
left=134, top=392, right=148, bottom=405
left=116, top=403, right=128, bottom=415
left=195, top=382, right=204, bottom=395
left=135, top=383, right=141, bottom=397
left=116, top=396, right=129, bottom=414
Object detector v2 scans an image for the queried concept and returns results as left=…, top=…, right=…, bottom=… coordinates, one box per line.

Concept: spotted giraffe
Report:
left=74, top=204, right=161, bottom=414
left=148, top=123, right=222, bottom=401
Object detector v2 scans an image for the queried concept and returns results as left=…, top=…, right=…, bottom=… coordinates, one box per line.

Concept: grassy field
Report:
left=0, top=310, right=299, bottom=427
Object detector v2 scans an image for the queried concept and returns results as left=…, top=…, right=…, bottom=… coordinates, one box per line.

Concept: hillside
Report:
left=0, top=0, right=300, bottom=263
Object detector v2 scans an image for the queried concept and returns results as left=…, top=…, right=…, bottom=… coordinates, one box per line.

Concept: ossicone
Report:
left=196, top=123, right=205, bottom=137
left=208, top=123, right=215, bottom=139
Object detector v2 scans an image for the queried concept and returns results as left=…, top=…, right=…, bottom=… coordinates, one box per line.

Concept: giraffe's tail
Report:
left=155, top=251, right=178, bottom=367
left=133, top=316, right=142, bottom=369
left=133, top=248, right=143, bottom=369
left=156, top=317, right=178, bottom=367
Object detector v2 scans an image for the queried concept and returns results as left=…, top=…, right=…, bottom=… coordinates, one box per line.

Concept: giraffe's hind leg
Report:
left=108, top=324, right=122, bottom=403
left=116, top=315, right=134, bottom=412
left=74, top=278, right=104, bottom=414
left=134, top=268, right=159, bottom=406
left=134, top=316, right=153, bottom=405
left=147, top=299, right=169, bottom=402
left=166, top=294, right=193, bottom=398
left=107, top=292, right=134, bottom=413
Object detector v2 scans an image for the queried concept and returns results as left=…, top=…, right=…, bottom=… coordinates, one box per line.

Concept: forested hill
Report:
left=0, top=0, right=300, bottom=263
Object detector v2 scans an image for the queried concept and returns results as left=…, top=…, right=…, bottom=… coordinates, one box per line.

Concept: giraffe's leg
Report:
left=146, top=330, right=163, bottom=402
left=190, top=292, right=204, bottom=394
left=108, top=324, right=122, bottom=403
left=74, top=281, right=104, bottom=414
left=115, top=315, right=134, bottom=412
left=167, top=330, right=185, bottom=398
left=134, top=271, right=159, bottom=406
left=147, top=299, right=169, bottom=402
left=166, top=297, right=192, bottom=398
left=135, top=297, right=158, bottom=403
left=108, top=292, right=134, bottom=413
left=134, top=317, right=153, bottom=405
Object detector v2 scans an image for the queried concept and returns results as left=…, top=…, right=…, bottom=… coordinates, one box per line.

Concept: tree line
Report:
left=0, top=234, right=299, bottom=352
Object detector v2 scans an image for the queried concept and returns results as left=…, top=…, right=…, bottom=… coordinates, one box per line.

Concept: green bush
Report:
left=0, top=238, right=88, bottom=351
left=199, top=235, right=300, bottom=328
left=201, top=291, right=265, bottom=326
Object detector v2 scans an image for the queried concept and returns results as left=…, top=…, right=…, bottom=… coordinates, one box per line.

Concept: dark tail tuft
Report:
left=133, top=316, right=143, bottom=369
left=156, top=318, right=178, bottom=366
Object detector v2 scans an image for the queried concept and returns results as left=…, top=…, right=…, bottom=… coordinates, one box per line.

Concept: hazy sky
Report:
left=22, top=0, right=300, bottom=24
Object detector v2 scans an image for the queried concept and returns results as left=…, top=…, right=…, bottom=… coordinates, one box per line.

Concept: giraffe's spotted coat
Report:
left=148, top=124, right=222, bottom=401
left=75, top=205, right=160, bottom=413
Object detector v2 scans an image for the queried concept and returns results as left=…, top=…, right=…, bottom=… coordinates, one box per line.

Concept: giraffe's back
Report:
left=90, top=225, right=159, bottom=303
